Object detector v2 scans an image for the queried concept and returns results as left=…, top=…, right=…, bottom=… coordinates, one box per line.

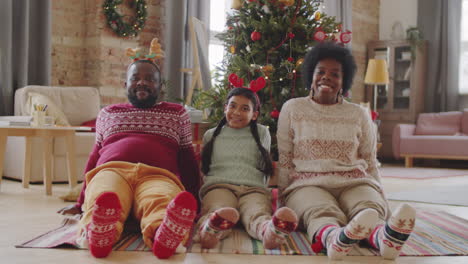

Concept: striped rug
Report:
left=17, top=210, right=468, bottom=256
left=188, top=210, right=468, bottom=256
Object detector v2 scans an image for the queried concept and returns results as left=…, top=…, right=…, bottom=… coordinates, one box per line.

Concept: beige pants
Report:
left=283, top=183, right=389, bottom=242
left=78, top=161, right=185, bottom=248
left=198, top=184, right=272, bottom=240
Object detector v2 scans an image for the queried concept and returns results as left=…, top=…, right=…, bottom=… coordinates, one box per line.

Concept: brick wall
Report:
left=351, top=0, right=380, bottom=103
left=51, top=0, right=165, bottom=106
left=51, top=1, right=379, bottom=106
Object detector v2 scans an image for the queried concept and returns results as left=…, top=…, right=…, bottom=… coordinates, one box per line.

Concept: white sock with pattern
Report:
left=324, top=209, right=378, bottom=260
left=369, top=204, right=416, bottom=259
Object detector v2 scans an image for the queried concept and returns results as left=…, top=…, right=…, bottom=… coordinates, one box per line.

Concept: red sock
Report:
left=88, top=192, right=122, bottom=258
left=152, top=191, right=198, bottom=259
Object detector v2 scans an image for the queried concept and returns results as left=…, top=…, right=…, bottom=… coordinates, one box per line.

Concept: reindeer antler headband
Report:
left=228, top=73, right=266, bottom=110
left=126, top=38, right=165, bottom=64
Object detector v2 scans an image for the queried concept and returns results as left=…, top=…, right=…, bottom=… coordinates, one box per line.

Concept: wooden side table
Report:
left=0, top=126, right=79, bottom=195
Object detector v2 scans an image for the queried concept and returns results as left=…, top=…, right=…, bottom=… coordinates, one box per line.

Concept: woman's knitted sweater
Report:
left=277, top=97, right=382, bottom=196
left=200, top=124, right=271, bottom=196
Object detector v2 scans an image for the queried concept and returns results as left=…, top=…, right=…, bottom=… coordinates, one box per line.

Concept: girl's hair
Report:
left=201, top=87, right=273, bottom=177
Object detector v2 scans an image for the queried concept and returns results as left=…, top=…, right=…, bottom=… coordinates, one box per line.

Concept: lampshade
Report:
left=364, top=59, right=389, bottom=85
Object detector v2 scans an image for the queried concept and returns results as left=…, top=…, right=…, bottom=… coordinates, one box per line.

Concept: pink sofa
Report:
left=392, top=109, right=468, bottom=167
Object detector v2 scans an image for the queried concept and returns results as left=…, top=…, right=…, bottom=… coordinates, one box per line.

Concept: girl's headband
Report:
left=228, top=73, right=265, bottom=111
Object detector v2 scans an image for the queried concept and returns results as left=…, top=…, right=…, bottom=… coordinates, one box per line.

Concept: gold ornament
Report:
left=279, top=0, right=295, bottom=6
left=261, top=64, right=275, bottom=76
left=230, top=46, right=236, bottom=54
left=295, top=58, right=304, bottom=68
left=231, top=0, right=242, bottom=10
left=314, top=11, right=321, bottom=20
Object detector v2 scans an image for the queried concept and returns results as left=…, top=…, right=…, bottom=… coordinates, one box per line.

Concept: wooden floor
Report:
left=1, top=163, right=467, bottom=264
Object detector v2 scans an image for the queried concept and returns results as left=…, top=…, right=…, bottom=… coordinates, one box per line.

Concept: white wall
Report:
left=379, top=0, right=418, bottom=40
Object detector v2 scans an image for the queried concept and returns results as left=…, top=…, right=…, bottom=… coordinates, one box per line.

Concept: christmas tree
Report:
left=194, top=0, right=351, bottom=158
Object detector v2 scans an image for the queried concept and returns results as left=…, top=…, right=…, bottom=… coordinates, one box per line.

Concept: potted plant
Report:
left=406, top=27, right=424, bottom=60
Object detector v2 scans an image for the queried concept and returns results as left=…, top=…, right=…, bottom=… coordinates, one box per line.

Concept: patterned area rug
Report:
left=17, top=210, right=468, bottom=256
left=380, top=167, right=468, bottom=179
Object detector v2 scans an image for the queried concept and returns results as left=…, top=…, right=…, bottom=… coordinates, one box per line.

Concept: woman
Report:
left=276, top=42, right=415, bottom=260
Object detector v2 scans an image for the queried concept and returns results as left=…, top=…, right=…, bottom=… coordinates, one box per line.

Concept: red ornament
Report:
left=270, top=109, right=280, bottom=119
left=288, top=32, right=295, bottom=39
left=251, top=31, right=262, bottom=41
left=287, top=57, right=294, bottom=62
left=313, top=29, right=326, bottom=42
left=371, top=111, right=379, bottom=121
left=340, top=31, right=352, bottom=44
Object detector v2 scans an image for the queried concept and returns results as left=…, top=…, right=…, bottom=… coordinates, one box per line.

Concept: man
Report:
left=71, top=59, right=200, bottom=259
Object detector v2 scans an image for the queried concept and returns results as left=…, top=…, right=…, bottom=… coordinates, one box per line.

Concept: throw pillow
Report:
left=462, top=109, right=468, bottom=135
left=81, top=118, right=97, bottom=132
left=414, top=112, right=462, bottom=135
left=27, top=92, right=71, bottom=126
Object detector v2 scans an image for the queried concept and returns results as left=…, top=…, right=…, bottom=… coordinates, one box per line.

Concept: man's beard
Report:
left=127, top=92, right=158, bottom=108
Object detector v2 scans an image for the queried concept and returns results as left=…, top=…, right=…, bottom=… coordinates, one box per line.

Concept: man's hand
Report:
left=57, top=204, right=81, bottom=215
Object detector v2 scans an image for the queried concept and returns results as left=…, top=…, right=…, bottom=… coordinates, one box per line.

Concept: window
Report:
left=460, top=0, right=468, bottom=94
left=209, top=0, right=231, bottom=74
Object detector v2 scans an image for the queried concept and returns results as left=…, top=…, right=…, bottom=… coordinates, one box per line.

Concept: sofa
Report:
left=3, top=86, right=100, bottom=183
left=392, top=109, right=468, bottom=167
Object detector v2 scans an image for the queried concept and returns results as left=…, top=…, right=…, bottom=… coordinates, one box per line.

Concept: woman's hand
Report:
left=57, top=204, right=81, bottom=215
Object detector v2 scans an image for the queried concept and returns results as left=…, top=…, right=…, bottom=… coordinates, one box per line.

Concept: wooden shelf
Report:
left=367, top=40, right=427, bottom=158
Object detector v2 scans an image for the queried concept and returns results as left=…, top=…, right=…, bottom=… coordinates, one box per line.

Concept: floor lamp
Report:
left=364, top=59, right=389, bottom=112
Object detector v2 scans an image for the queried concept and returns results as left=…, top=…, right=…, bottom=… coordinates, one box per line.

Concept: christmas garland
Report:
left=103, top=0, right=147, bottom=37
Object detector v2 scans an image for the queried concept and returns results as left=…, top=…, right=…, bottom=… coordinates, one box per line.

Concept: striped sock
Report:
left=369, top=204, right=416, bottom=259
left=152, top=191, right=198, bottom=259
left=324, top=209, right=378, bottom=260
left=88, top=192, right=122, bottom=258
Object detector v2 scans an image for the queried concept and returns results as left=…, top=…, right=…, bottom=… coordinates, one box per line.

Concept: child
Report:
left=196, top=86, right=298, bottom=249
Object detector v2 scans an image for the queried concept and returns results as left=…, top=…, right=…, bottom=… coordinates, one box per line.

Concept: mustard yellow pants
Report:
left=77, top=161, right=185, bottom=248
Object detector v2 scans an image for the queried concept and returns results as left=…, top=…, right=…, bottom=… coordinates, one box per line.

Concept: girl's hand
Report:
left=57, top=204, right=81, bottom=215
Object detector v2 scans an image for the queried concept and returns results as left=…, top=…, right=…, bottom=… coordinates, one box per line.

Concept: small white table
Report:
left=0, top=126, right=80, bottom=195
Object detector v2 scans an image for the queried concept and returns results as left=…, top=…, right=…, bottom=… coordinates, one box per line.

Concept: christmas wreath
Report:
left=103, top=0, right=147, bottom=37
